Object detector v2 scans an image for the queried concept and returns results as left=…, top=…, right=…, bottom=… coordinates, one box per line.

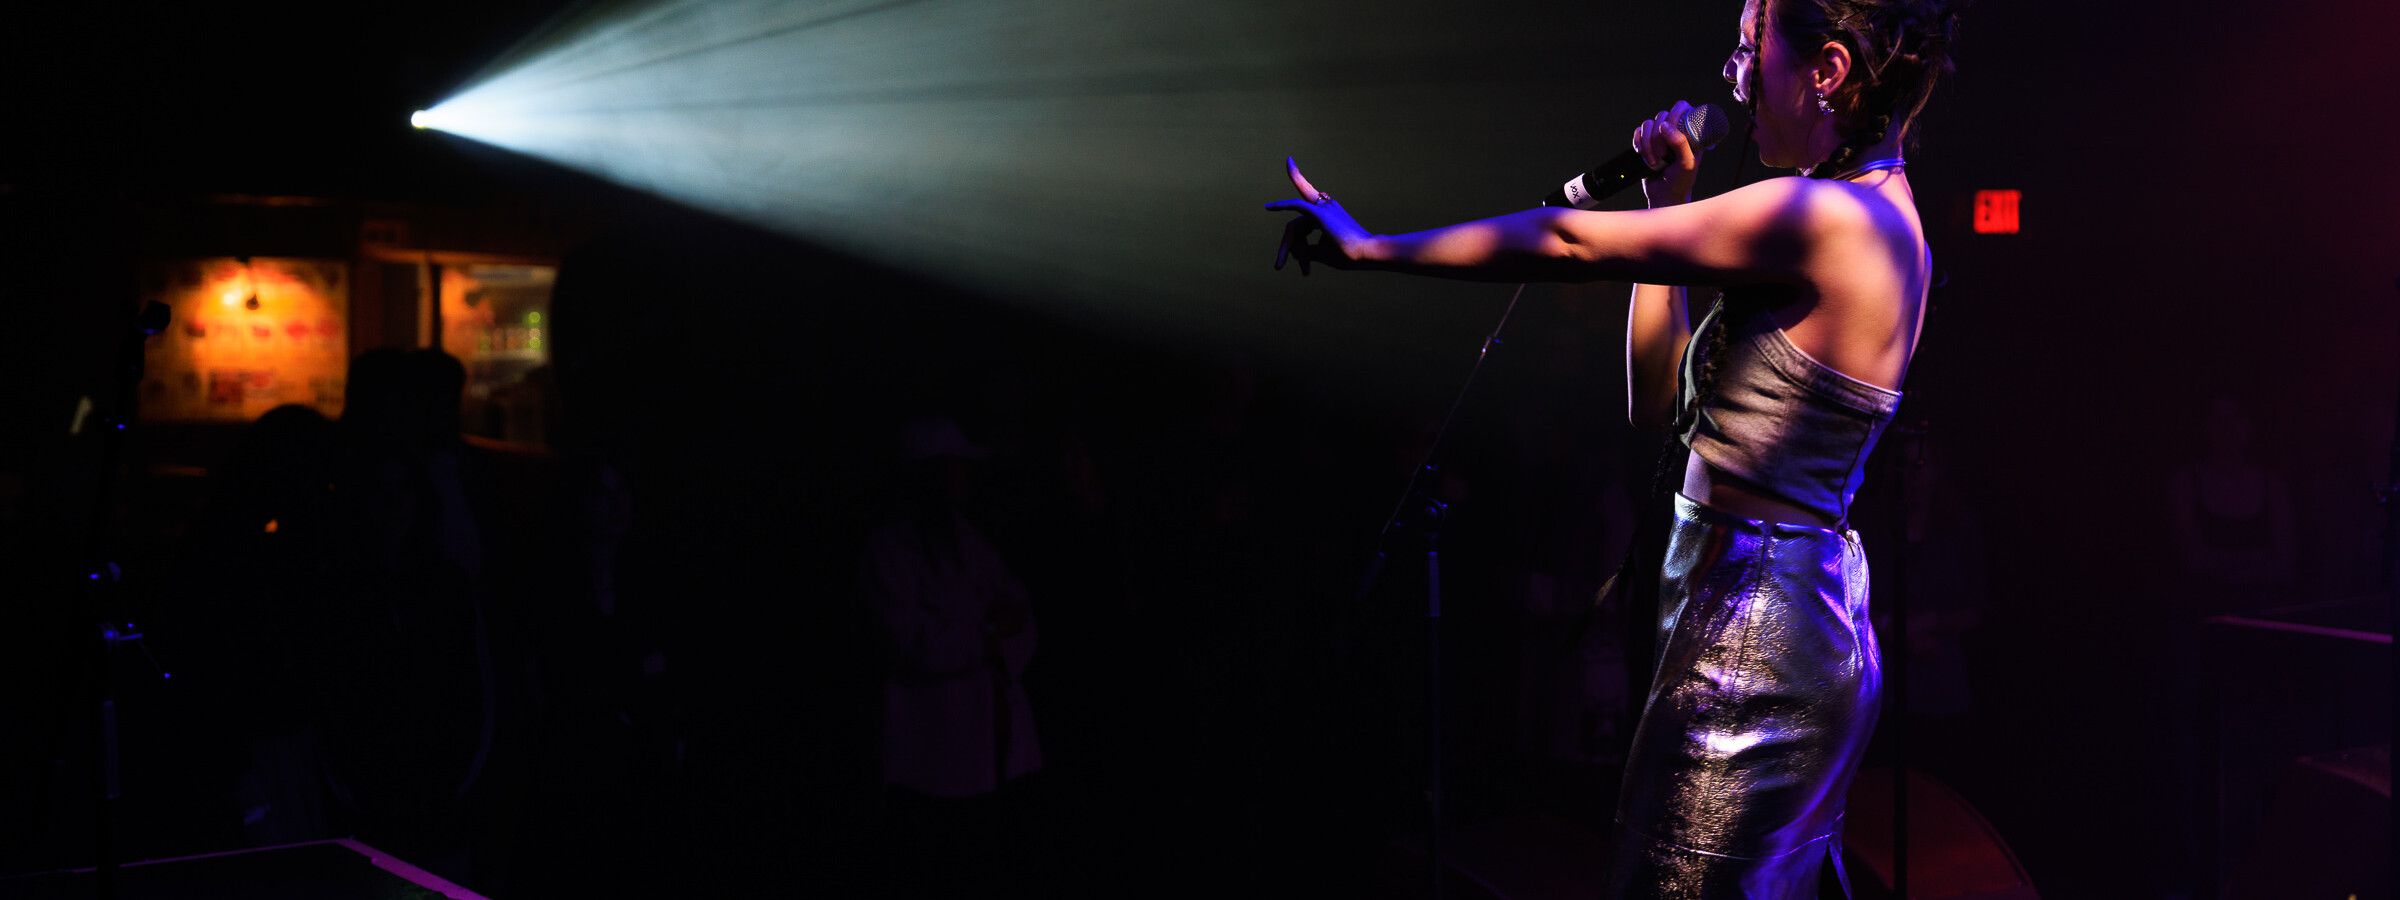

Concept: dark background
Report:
left=1, top=1, right=2394, bottom=898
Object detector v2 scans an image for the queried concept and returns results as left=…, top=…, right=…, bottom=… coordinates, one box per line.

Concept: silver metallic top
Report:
left=1676, top=297, right=1902, bottom=524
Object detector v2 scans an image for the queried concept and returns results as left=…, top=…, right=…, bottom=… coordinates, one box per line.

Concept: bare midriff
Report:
left=1681, top=453, right=1840, bottom=529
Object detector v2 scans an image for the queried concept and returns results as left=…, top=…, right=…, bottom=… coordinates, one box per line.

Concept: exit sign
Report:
left=1973, top=190, right=2020, bottom=234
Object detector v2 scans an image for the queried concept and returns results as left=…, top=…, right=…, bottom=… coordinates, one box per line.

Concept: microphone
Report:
left=1542, top=104, right=1732, bottom=209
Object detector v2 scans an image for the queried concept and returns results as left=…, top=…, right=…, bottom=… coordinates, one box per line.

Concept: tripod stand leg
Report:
left=1427, top=530, right=1442, bottom=900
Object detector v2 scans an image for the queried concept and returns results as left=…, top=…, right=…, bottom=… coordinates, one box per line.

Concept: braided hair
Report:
left=1600, top=0, right=1962, bottom=678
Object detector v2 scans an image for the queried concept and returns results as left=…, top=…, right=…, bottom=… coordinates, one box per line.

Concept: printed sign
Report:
left=139, top=257, right=350, bottom=422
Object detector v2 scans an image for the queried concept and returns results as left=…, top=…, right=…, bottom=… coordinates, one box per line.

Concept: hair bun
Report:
left=1777, top=0, right=1965, bottom=163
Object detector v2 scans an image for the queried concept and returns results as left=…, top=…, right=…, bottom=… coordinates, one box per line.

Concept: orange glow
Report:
left=218, top=261, right=256, bottom=307
left=140, top=257, right=351, bottom=423
left=1973, top=190, right=2020, bottom=234
left=264, top=518, right=279, bottom=534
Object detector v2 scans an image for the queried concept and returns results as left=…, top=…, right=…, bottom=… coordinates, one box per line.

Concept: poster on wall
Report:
left=139, top=257, right=350, bottom=422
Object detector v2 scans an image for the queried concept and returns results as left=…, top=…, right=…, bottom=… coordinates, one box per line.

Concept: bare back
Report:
left=1765, top=169, right=1927, bottom=393
left=1687, top=169, right=1927, bottom=526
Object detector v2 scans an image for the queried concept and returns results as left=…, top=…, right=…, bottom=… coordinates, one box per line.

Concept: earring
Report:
left=1815, top=90, right=1834, bottom=115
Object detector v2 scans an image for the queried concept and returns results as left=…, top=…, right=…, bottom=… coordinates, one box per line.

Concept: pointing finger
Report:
left=1286, top=156, right=1326, bottom=204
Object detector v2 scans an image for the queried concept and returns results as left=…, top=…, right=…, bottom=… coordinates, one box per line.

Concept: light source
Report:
left=237, top=256, right=260, bottom=311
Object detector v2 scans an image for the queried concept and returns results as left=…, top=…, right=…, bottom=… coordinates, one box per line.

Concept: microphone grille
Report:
left=1683, top=104, right=1731, bottom=151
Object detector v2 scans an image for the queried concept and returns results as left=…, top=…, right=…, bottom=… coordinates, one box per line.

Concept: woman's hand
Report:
left=1263, top=157, right=1375, bottom=275
left=1635, top=101, right=1704, bottom=208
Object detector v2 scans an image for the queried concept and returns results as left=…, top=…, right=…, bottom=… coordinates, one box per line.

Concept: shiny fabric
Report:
left=1676, top=295, right=1903, bottom=525
left=1607, top=493, right=1881, bottom=899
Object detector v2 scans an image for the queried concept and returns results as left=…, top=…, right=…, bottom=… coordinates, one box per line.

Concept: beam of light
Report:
left=413, top=0, right=1726, bottom=383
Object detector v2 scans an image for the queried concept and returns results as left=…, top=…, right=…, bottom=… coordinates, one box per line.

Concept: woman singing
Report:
left=1264, top=0, right=1961, bottom=895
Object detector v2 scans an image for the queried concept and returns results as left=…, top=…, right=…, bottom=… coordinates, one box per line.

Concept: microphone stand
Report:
left=78, top=299, right=171, bottom=900
left=1888, top=422, right=1923, bottom=900
left=1342, top=149, right=1724, bottom=893
left=1353, top=282, right=1528, bottom=900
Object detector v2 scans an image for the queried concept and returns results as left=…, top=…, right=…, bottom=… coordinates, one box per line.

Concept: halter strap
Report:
left=1840, top=157, right=1907, bottom=179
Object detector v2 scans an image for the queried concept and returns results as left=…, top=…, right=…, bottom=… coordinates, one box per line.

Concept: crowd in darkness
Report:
left=3, top=213, right=2377, bottom=900
left=0, top=220, right=1703, bottom=897
left=0, top=217, right=1985, bottom=899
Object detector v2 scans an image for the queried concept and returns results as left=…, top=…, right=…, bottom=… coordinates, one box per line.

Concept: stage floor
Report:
left=0, top=838, right=487, bottom=900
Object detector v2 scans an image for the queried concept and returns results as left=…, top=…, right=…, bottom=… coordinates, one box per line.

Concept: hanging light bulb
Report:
left=238, top=256, right=260, bottom=311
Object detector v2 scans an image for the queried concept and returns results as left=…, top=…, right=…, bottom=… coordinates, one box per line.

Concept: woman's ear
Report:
left=1814, top=40, right=1855, bottom=102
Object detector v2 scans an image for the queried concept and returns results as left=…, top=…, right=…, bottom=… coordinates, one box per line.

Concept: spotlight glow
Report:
left=409, top=0, right=1639, bottom=379
left=411, top=109, right=431, bottom=129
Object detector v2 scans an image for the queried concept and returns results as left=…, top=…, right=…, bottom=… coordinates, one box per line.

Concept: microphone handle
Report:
left=1541, top=150, right=1664, bottom=209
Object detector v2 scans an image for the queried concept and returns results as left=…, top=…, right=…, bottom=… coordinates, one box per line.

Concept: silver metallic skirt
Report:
left=1607, top=494, right=1881, bottom=899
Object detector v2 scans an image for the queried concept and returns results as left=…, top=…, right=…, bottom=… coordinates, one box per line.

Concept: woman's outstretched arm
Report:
left=1267, top=169, right=1828, bottom=286
left=1268, top=162, right=1884, bottom=425
left=1264, top=105, right=1884, bottom=424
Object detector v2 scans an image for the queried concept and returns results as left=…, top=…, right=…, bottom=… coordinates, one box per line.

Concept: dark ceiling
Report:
left=1, top=0, right=580, bottom=199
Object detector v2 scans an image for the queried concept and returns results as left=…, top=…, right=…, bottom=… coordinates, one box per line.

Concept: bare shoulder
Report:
left=1722, top=176, right=1914, bottom=242
left=1728, top=176, right=1924, bottom=286
left=1692, top=176, right=1914, bottom=283
left=1538, top=176, right=1921, bottom=288
left=1765, top=175, right=1929, bottom=389
left=1658, top=175, right=1912, bottom=253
